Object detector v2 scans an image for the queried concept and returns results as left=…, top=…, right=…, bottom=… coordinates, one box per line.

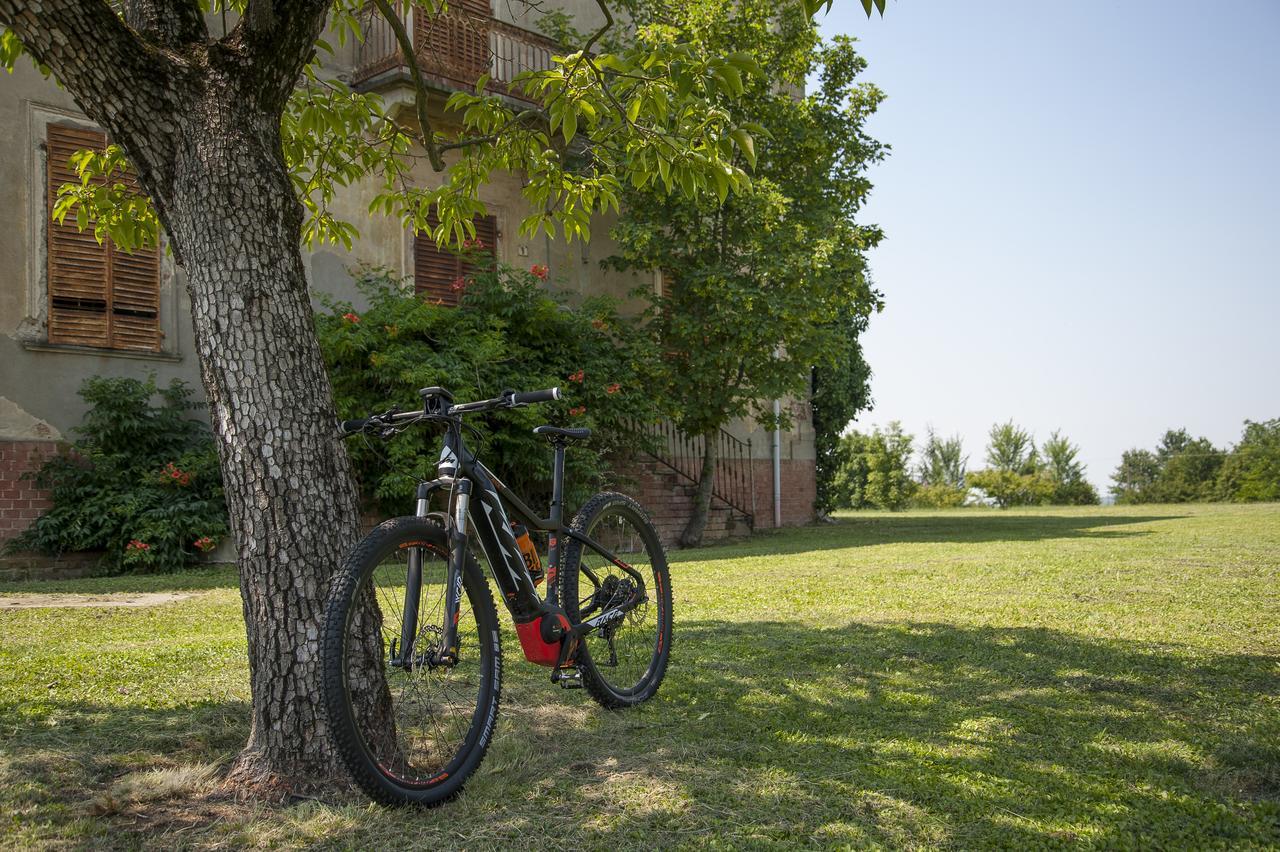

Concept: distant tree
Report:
left=1154, top=429, right=1224, bottom=502
left=1112, top=428, right=1227, bottom=504
left=967, top=421, right=1047, bottom=508
left=833, top=422, right=914, bottom=510
left=986, top=421, right=1038, bottom=474
left=832, top=430, right=871, bottom=509
left=1215, top=419, right=1280, bottom=502
left=913, top=428, right=968, bottom=508
left=1112, top=449, right=1160, bottom=504
left=1041, top=430, right=1099, bottom=505
left=918, top=428, right=967, bottom=487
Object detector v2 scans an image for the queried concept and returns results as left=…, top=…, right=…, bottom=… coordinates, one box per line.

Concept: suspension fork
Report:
left=435, top=478, right=471, bottom=665
left=395, top=481, right=433, bottom=667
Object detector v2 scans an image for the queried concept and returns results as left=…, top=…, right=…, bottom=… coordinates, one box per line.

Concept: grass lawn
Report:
left=2, top=503, right=1278, bottom=849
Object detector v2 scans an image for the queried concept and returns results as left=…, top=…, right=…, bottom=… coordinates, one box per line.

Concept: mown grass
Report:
left=2, top=503, right=1278, bottom=849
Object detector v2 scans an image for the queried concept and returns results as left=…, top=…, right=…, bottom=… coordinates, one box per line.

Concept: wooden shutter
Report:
left=46, top=126, right=110, bottom=348
left=46, top=124, right=161, bottom=352
left=415, top=0, right=491, bottom=84
left=414, top=212, right=497, bottom=307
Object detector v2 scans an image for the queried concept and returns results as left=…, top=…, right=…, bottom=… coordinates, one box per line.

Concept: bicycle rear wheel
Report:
left=322, top=516, right=501, bottom=805
left=559, top=492, right=672, bottom=709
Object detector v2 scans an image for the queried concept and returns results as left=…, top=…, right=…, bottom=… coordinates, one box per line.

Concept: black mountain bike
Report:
left=321, top=385, right=672, bottom=806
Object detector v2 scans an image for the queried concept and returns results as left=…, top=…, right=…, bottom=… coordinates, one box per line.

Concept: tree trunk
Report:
left=680, top=429, right=720, bottom=547
left=2, top=0, right=372, bottom=794
left=160, top=92, right=364, bottom=788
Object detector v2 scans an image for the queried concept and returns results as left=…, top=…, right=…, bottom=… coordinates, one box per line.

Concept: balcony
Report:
left=351, top=2, right=558, bottom=106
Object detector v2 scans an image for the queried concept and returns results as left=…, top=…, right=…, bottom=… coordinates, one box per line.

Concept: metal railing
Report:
left=633, top=420, right=755, bottom=525
left=352, top=4, right=557, bottom=102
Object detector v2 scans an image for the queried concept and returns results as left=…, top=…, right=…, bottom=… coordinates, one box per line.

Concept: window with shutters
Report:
left=45, top=124, right=161, bottom=352
left=414, top=212, right=498, bottom=307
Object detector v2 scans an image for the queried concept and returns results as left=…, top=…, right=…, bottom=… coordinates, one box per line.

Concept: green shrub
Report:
left=967, top=469, right=1054, bottom=508
left=912, top=483, right=969, bottom=508
left=831, top=423, right=916, bottom=511
left=317, top=263, right=660, bottom=515
left=7, top=376, right=227, bottom=572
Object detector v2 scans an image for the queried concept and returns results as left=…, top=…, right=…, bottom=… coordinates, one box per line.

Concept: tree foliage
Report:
left=2, top=0, right=806, bottom=254
left=985, top=421, right=1038, bottom=474
left=604, top=3, right=884, bottom=538
left=812, top=310, right=873, bottom=515
left=832, top=422, right=914, bottom=511
left=968, top=422, right=1097, bottom=507
left=1112, top=421, right=1278, bottom=504
left=1216, top=419, right=1280, bottom=503
left=1040, top=430, right=1099, bottom=505
left=1112, top=449, right=1161, bottom=505
left=912, top=427, right=968, bottom=508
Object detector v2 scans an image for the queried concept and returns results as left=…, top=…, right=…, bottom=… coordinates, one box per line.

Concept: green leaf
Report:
left=730, top=129, right=756, bottom=168
left=712, top=166, right=729, bottom=204
left=719, top=64, right=743, bottom=97
left=657, top=157, right=672, bottom=191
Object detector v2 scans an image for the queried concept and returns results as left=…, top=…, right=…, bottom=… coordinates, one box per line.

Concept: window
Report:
left=414, top=213, right=497, bottom=307
left=45, top=124, right=161, bottom=352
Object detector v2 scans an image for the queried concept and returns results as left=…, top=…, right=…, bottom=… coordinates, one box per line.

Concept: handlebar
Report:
left=339, top=386, right=562, bottom=437
left=339, top=418, right=371, bottom=436
left=512, top=387, right=561, bottom=405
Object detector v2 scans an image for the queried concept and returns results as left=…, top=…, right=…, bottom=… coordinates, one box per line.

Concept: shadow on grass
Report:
left=305, top=619, right=1276, bottom=847
left=5, top=623, right=1276, bottom=847
left=670, top=512, right=1183, bottom=564
left=0, top=697, right=251, bottom=846
left=520, top=619, right=1274, bottom=848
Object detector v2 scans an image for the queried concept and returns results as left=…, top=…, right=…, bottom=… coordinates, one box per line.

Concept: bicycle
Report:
left=321, top=385, right=673, bottom=806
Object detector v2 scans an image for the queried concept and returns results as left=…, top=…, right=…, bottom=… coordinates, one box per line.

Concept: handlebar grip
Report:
left=339, top=418, right=369, bottom=436
left=512, top=387, right=561, bottom=405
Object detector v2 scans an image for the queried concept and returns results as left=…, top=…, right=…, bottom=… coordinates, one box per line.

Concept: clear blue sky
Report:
left=816, top=0, right=1280, bottom=494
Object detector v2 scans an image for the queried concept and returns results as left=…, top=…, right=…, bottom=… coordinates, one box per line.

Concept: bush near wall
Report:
left=316, top=264, right=662, bottom=516
left=5, top=376, right=227, bottom=572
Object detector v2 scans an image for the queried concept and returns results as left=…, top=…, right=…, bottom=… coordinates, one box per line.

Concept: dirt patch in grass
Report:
left=0, top=592, right=195, bottom=609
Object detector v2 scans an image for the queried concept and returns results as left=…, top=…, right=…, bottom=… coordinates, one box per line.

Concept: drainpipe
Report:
left=772, top=398, right=782, bottom=528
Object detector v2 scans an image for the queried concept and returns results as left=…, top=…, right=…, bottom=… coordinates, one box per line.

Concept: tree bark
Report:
left=680, top=429, right=719, bottom=547
left=2, top=1, right=373, bottom=790
left=165, top=89, right=363, bottom=788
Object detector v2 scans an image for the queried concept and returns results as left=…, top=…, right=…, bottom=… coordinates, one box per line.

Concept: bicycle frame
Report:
left=396, top=419, right=648, bottom=669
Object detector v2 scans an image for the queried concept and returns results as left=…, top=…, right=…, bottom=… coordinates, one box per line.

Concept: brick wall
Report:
left=610, top=456, right=815, bottom=546
left=0, top=440, right=60, bottom=544
left=748, top=458, right=817, bottom=529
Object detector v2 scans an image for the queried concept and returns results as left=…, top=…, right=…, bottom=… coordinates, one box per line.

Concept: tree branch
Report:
left=370, top=0, right=445, bottom=171
left=121, top=0, right=207, bottom=48
left=581, top=0, right=614, bottom=57
left=0, top=1, right=173, bottom=114
left=230, top=0, right=331, bottom=112
left=0, top=0, right=186, bottom=199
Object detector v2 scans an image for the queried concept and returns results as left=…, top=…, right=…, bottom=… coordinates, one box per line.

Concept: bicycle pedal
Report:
left=551, top=668, right=582, bottom=689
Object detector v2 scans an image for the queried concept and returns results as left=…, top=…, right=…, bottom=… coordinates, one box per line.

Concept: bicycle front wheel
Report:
left=322, top=516, right=501, bottom=806
left=559, top=492, right=672, bottom=709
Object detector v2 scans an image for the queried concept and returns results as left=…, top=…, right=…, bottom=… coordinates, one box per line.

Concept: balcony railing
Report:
left=352, top=3, right=557, bottom=103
